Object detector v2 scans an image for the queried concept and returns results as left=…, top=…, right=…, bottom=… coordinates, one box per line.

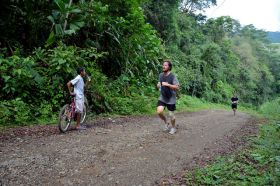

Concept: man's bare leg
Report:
left=171, top=118, right=176, bottom=127
left=157, top=106, right=167, bottom=124
left=76, top=113, right=81, bottom=128
left=168, top=111, right=175, bottom=127
left=169, top=111, right=176, bottom=134
left=157, top=106, right=171, bottom=132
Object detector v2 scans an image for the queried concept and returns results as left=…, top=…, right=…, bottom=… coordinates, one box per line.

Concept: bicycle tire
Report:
left=58, top=104, right=72, bottom=133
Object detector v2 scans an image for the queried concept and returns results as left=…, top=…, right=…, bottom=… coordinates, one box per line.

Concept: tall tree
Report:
left=180, top=0, right=217, bottom=13
left=143, top=0, right=180, bottom=40
left=0, top=0, right=53, bottom=55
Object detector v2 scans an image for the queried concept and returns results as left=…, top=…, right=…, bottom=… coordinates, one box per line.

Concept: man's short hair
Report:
left=77, top=67, right=85, bottom=74
left=163, top=59, right=172, bottom=71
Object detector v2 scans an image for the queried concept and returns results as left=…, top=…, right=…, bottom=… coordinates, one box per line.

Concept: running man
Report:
left=67, top=67, right=90, bottom=130
left=231, top=93, right=238, bottom=116
left=156, top=60, right=179, bottom=134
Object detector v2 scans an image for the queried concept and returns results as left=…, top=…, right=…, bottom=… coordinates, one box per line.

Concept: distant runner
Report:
left=231, top=93, right=238, bottom=116
left=156, top=60, right=179, bottom=134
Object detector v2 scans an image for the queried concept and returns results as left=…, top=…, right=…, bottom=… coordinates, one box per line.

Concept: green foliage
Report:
left=162, top=11, right=278, bottom=106
left=267, top=44, right=280, bottom=94
left=143, top=0, right=181, bottom=40
left=216, top=81, right=234, bottom=101
left=36, top=101, right=56, bottom=123
left=1, top=0, right=280, bottom=127
left=0, top=98, right=31, bottom=125
left=109, top=1, right=163, bottom=78
left=45, top=44, right=102, bottom=106
left=110, top=95, right=157, bottom=115
left=177, top=95, right=207, bottom=111
left=259, top=97, right=280, bottom=120
left=0, top=0, right=53, bottom=53
left=203, top=16, right=241, bottom=43
left=180, top=0, right=217, bottom=13
left=0, top=44, right=107, bottom=125
left=0, top=0, right=165, bottom=126
left=177, top=95, right=228, bottom=112
left=0, top=98, right=57, bottom=127
left=202, top=81, right=234, bottom=103
left=46, top=0, right=85, bottom=46
left=184, top=121, right=280, bottom=185
left=106, top=76, right=159, bottom=115
left=0, top=55, right=42, bottom=101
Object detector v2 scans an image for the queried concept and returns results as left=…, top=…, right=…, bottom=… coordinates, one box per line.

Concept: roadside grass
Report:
left=177, top=95, right=259, bottom=117
left=183, top=97, right=280, bottom=185
left=259, top=97, right=280, bottom=120
left=103, top=95, right=256, bottom=118
left=177, top=95, right=227, bottom=112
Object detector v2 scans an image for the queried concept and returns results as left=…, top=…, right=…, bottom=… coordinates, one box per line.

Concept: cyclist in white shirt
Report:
left=67, top=67, right=88, bottom=130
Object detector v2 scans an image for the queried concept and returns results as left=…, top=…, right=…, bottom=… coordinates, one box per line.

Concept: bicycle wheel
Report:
left=58, top=104, right=72, bottom=133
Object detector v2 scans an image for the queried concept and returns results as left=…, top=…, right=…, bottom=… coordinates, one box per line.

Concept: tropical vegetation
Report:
left=0, top=0, right=279, bottom=127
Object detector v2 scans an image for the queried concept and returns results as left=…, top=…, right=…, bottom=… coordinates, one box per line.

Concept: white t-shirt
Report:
left=70, top=75, right=84, bottom=99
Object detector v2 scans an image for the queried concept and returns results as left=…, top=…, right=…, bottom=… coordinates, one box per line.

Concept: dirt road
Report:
left=0, top=110, right=259, bottom=185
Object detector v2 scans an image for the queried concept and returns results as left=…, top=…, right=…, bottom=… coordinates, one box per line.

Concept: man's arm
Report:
left=161, top=75, right=179, bottom=90
left=161, top=82, right=179, bottom=90
left=157, top=82, right=161, bottom=89
left=67, top=81, right=73, bottom=94
left=157, top=74, right=162, bottom=89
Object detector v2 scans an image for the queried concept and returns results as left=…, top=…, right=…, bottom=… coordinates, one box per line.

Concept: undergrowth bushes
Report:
left=259, top=97, right=280, bottom=120
left=0, top=44, right=108, bottom=126
left=0, top=43, right=161, bottom=127
left=0, top=98, right=30, bottom=125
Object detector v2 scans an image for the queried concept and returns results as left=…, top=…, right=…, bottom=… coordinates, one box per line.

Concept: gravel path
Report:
left=0, top=110, right=259, bottom=185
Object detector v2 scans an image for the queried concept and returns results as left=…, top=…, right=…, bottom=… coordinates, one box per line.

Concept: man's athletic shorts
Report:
left=231, top=103, right=237, bottom=109
left=157, top=100, right=176, bottom=111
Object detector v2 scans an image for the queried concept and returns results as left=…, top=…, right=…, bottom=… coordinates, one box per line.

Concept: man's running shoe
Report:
left=163, top=123, right=170, bottom=132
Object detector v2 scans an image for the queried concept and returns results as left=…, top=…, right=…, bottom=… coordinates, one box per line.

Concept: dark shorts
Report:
left=157, top=100, right=176, bottom=111
left=232, top=103, right=237, bottom=109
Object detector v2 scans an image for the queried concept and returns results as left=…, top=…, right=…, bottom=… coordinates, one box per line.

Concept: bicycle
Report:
left=58, top=95, right=88, bottom=133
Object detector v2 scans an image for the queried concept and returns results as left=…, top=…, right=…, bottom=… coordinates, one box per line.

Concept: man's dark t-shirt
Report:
left=158, top=73, right=179, bottom=104
left=231, top=97, right=238, bottom=102
left=231, top=97, right=238, bottom=109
